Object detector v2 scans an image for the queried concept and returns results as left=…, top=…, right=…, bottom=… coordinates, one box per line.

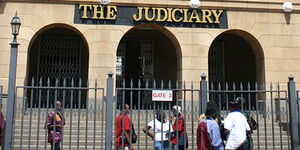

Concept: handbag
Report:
left=177, top=118, right=189, bottom=148
left=247, top=115, right=257, bottom=130
left=178, top=132, right=189, bottom=148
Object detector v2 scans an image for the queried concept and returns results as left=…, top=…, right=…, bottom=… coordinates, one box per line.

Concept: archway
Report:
left=27, top=24, right=89, bottom=108
left=116, top=24, right=181, bottom=108
left=208, top=30, right=265, bottom=110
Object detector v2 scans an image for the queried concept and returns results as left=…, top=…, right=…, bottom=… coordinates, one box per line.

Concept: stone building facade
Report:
left=0, top=0, right=299, bottom=93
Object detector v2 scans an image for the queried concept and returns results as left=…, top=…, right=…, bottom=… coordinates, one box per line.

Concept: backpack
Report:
left=247, top=115, right=257, bottom=131
left=177, top=118, right=189, bottom=148
left=243, top=112, right=257, bottom=131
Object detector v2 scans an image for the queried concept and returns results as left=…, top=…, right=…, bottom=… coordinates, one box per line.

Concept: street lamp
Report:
left=4, top=11, right=21, bottom=150
left=11, top=12, right=21, bottom=36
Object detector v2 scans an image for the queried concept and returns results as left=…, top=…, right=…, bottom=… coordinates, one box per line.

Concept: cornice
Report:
left=2, top=0, right=300, bottom=13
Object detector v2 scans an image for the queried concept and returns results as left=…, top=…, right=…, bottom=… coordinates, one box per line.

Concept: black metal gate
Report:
left=28, top=35, right=88, bottom=108
left=14, top=79, right=105, bottom=150
left=112, top=75, right=300, bottom=150
left=116, top=39, right=155, bottom=108
left=7, top=73, right=300, bottom=150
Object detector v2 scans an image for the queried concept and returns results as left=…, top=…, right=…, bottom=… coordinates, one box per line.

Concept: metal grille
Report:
left=14, top=81, right=105, bottom=150
left=209, top=40, right=226, bottom=108
left=208, top=40, right=225, bottom=84
left=114, top=78, right=296, bottom=150
left=140, top=40, right=154, bottom=80
left=116, top=40, right=155, bottom=108
left=38, top=36, right=81, bottom=83
left=140, top=40, right=154, bottom=107
left=29, top=36, right=86, bottom=108
left=9, top=74, right=300, bottom=150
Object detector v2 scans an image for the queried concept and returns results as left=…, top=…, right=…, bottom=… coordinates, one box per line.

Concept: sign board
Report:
left=152, top=90, right=173, bottom=102
left=74, top=5, right=228, bottom=29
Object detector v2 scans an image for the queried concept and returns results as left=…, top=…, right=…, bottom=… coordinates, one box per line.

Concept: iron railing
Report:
left=113, top=76, right=296, bottom=150
left=14, top=78, right=105, bottom=150
left=6, top=74, right=300, bottom=150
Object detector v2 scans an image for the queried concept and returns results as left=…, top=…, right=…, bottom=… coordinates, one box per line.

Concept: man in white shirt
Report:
left=143, top=111, right=173, bottom=150
left=224, top=98, right=251, bottom=150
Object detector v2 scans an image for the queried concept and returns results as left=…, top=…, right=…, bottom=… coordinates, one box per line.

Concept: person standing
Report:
left=0, top=105, right=6, bottom=150
left=143, top=110, right=173, bottom=150
left=171, top=105, right=188, bottom=150
left=203, top=101, right=224, bottom=150
left=115, top=104, right=135, bottom=150
left=224, top=98, right=250, bottom=150
left=46, top=101, right=65, bottom=150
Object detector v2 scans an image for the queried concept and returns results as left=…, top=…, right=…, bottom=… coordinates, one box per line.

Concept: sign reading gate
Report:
left=152, top=90, right=173, bottom=102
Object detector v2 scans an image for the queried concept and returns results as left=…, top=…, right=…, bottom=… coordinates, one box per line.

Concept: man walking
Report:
left=116, top=104, right=134, bottom=150
left=224, top=98, right=250, bottom=150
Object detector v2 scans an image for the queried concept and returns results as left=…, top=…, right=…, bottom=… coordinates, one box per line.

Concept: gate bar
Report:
left=200, top=73, right=207, bottom=114
left=105, top=72, right=114, bottom=150
left=287, top=75, right=299, bottom=150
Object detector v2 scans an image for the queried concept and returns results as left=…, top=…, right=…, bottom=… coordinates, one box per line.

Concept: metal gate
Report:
left=111, top=75, right=299, bottom=150
left=6, top=73, right=300, bottom=150
left=116, top=39, right=155, bottom=108
left=13, top=78, right=105, bottom=150
left=28, top=35, right=88, bottom=108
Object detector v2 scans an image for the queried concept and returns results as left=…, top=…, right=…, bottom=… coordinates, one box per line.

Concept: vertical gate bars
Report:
left=7, top=73, right=300, bottom=150
left=14, top=77, right=104, bottom=150
left=207, top=79, right=295, bottom=150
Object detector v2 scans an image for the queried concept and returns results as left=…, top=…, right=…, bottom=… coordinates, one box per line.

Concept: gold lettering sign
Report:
left=78, top=5, right=224, bottom=24
left=79, top=4, right=117, bottom=20
left=131, top=7, right=224, bottom=24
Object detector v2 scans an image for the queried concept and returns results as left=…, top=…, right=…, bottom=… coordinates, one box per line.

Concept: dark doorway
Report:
left=116, top=28, right=178, bottom=109
left=27, top=27, right=89, bottom=108
left=209, top=33, right=257, bottom=110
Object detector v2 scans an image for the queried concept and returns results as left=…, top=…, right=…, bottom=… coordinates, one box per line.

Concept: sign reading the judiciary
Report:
left=74, top=4, right=228, bottom=28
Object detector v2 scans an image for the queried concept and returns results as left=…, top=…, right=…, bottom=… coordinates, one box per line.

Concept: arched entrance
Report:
left=208, top=30, right=265, bottom=109
left=27, top=24, right=89, bottom=108
left=116, top=24, right=181, bottom=108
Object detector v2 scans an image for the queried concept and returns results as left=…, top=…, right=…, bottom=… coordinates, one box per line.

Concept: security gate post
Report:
left=4, top=31, right=20, bottom=150
left=105, top=71, right=114, bottom=150
left=200, top=73, right=208, bottom=114
left=287, top=75, right=299, bottom=150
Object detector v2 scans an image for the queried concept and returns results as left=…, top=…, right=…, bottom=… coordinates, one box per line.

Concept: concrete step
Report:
left=12, top=142, right=295, bottom=150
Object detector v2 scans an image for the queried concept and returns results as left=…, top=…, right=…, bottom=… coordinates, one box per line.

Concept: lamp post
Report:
left=4, top=12, right=21, bottom=150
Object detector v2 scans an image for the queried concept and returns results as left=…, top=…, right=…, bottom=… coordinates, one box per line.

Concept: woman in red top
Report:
left=171, top=106, right=188, bottom=150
